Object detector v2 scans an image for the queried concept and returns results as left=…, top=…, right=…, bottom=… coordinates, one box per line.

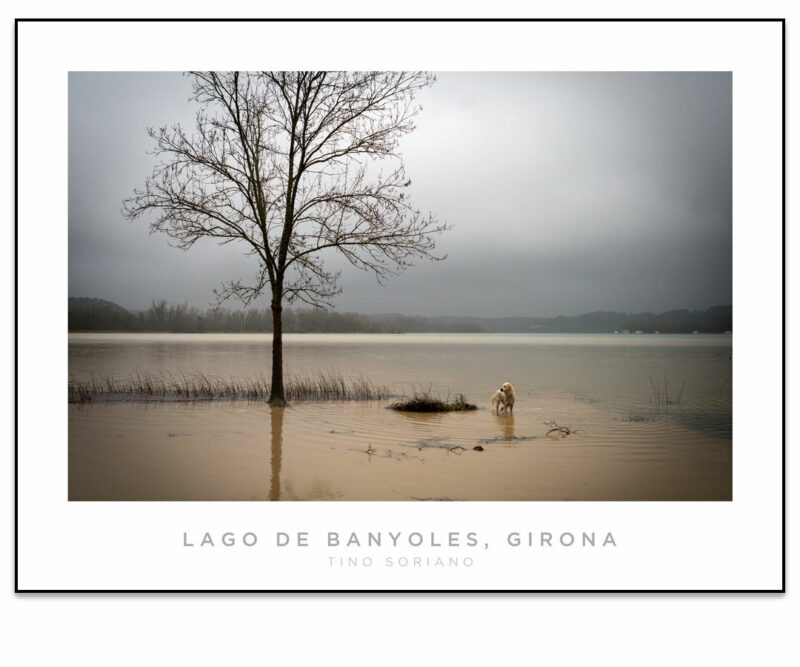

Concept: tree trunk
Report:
left=268, top=299, right=287, bottom=406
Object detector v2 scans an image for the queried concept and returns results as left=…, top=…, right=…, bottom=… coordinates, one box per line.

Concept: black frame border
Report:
left=14, top=17, right=786, bottom=594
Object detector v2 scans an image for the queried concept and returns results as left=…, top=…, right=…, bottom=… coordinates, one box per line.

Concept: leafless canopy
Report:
left=123, top=71, right=449, bottom=309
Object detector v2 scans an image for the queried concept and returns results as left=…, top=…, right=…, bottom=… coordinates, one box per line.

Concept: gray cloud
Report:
left=69, top=71, right=731, bottom=317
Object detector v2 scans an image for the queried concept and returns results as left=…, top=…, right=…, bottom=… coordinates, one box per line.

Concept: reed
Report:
left=648, top=375, right=686, bottom=406
left=68, top=370, right=391, bottom=403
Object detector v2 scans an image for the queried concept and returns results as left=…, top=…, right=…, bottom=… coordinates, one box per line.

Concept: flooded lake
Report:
left=68, top=333, right=732, bottom=501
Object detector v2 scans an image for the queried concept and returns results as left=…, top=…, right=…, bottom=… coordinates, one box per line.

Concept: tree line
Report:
left=68, top=298, right=382, bottom=333
left=69, top=297, right=732, bottom=334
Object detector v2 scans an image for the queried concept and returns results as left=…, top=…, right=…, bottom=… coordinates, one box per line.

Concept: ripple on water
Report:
left=69, top=389, right=732, bottom=501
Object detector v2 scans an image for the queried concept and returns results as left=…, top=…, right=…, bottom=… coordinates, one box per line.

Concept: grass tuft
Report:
left=389, top=390, right=477, bottom=413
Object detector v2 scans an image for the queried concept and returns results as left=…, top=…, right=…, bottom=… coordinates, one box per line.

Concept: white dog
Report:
left=490, top=382, right=516, bottom=415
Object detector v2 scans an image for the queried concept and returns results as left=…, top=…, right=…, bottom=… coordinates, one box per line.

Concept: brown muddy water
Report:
left=68, top=333, right=732, bottom=501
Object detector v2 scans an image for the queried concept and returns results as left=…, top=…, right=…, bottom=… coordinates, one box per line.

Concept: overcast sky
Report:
left=69, top=71, right=731, bottom=317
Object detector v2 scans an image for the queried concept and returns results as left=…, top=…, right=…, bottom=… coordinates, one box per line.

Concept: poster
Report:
left=16, top=18, right=783, bottom=591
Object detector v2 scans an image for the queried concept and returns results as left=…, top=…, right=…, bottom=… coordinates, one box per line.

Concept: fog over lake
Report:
left=69, top=71, right=731, bottom=318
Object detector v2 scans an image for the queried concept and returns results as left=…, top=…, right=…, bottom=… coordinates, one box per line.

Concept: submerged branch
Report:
left=544, top=420, right=574, bottom=439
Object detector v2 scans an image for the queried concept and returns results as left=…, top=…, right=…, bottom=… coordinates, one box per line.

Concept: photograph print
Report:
left=68, top=70, right=733, bottom=502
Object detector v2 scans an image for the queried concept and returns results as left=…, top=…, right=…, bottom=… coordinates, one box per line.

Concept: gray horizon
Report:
left=68, top=71, right=732, bottom=318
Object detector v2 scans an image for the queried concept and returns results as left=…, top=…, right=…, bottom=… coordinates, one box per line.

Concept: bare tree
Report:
left=124, top=71, right=450, bottom=406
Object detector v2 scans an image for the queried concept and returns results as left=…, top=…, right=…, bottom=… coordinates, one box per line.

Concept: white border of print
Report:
left=16, top=19, right=782, bottom=591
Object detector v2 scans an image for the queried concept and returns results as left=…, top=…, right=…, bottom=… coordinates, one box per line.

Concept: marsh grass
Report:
left=648, top=375, right=685, bottom=407
left=68, top=370, right=391, bottom=403
left=389, top=390, right=477, bottom=413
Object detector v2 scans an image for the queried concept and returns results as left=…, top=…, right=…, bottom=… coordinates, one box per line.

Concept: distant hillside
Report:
left=68, top=297, right=732, bottom=334
left=619, top=305, right=732, bottom=334
left=69, top=297, right=136, bottom=331
left=372, top=306, right=732, bottom=334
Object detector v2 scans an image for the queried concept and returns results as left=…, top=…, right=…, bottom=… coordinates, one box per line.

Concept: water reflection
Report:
left=67, top=396, right=732, bottom=501
left=269, top=407, right=284, bottom=501
left=493, top=414, right=516, bottom=441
